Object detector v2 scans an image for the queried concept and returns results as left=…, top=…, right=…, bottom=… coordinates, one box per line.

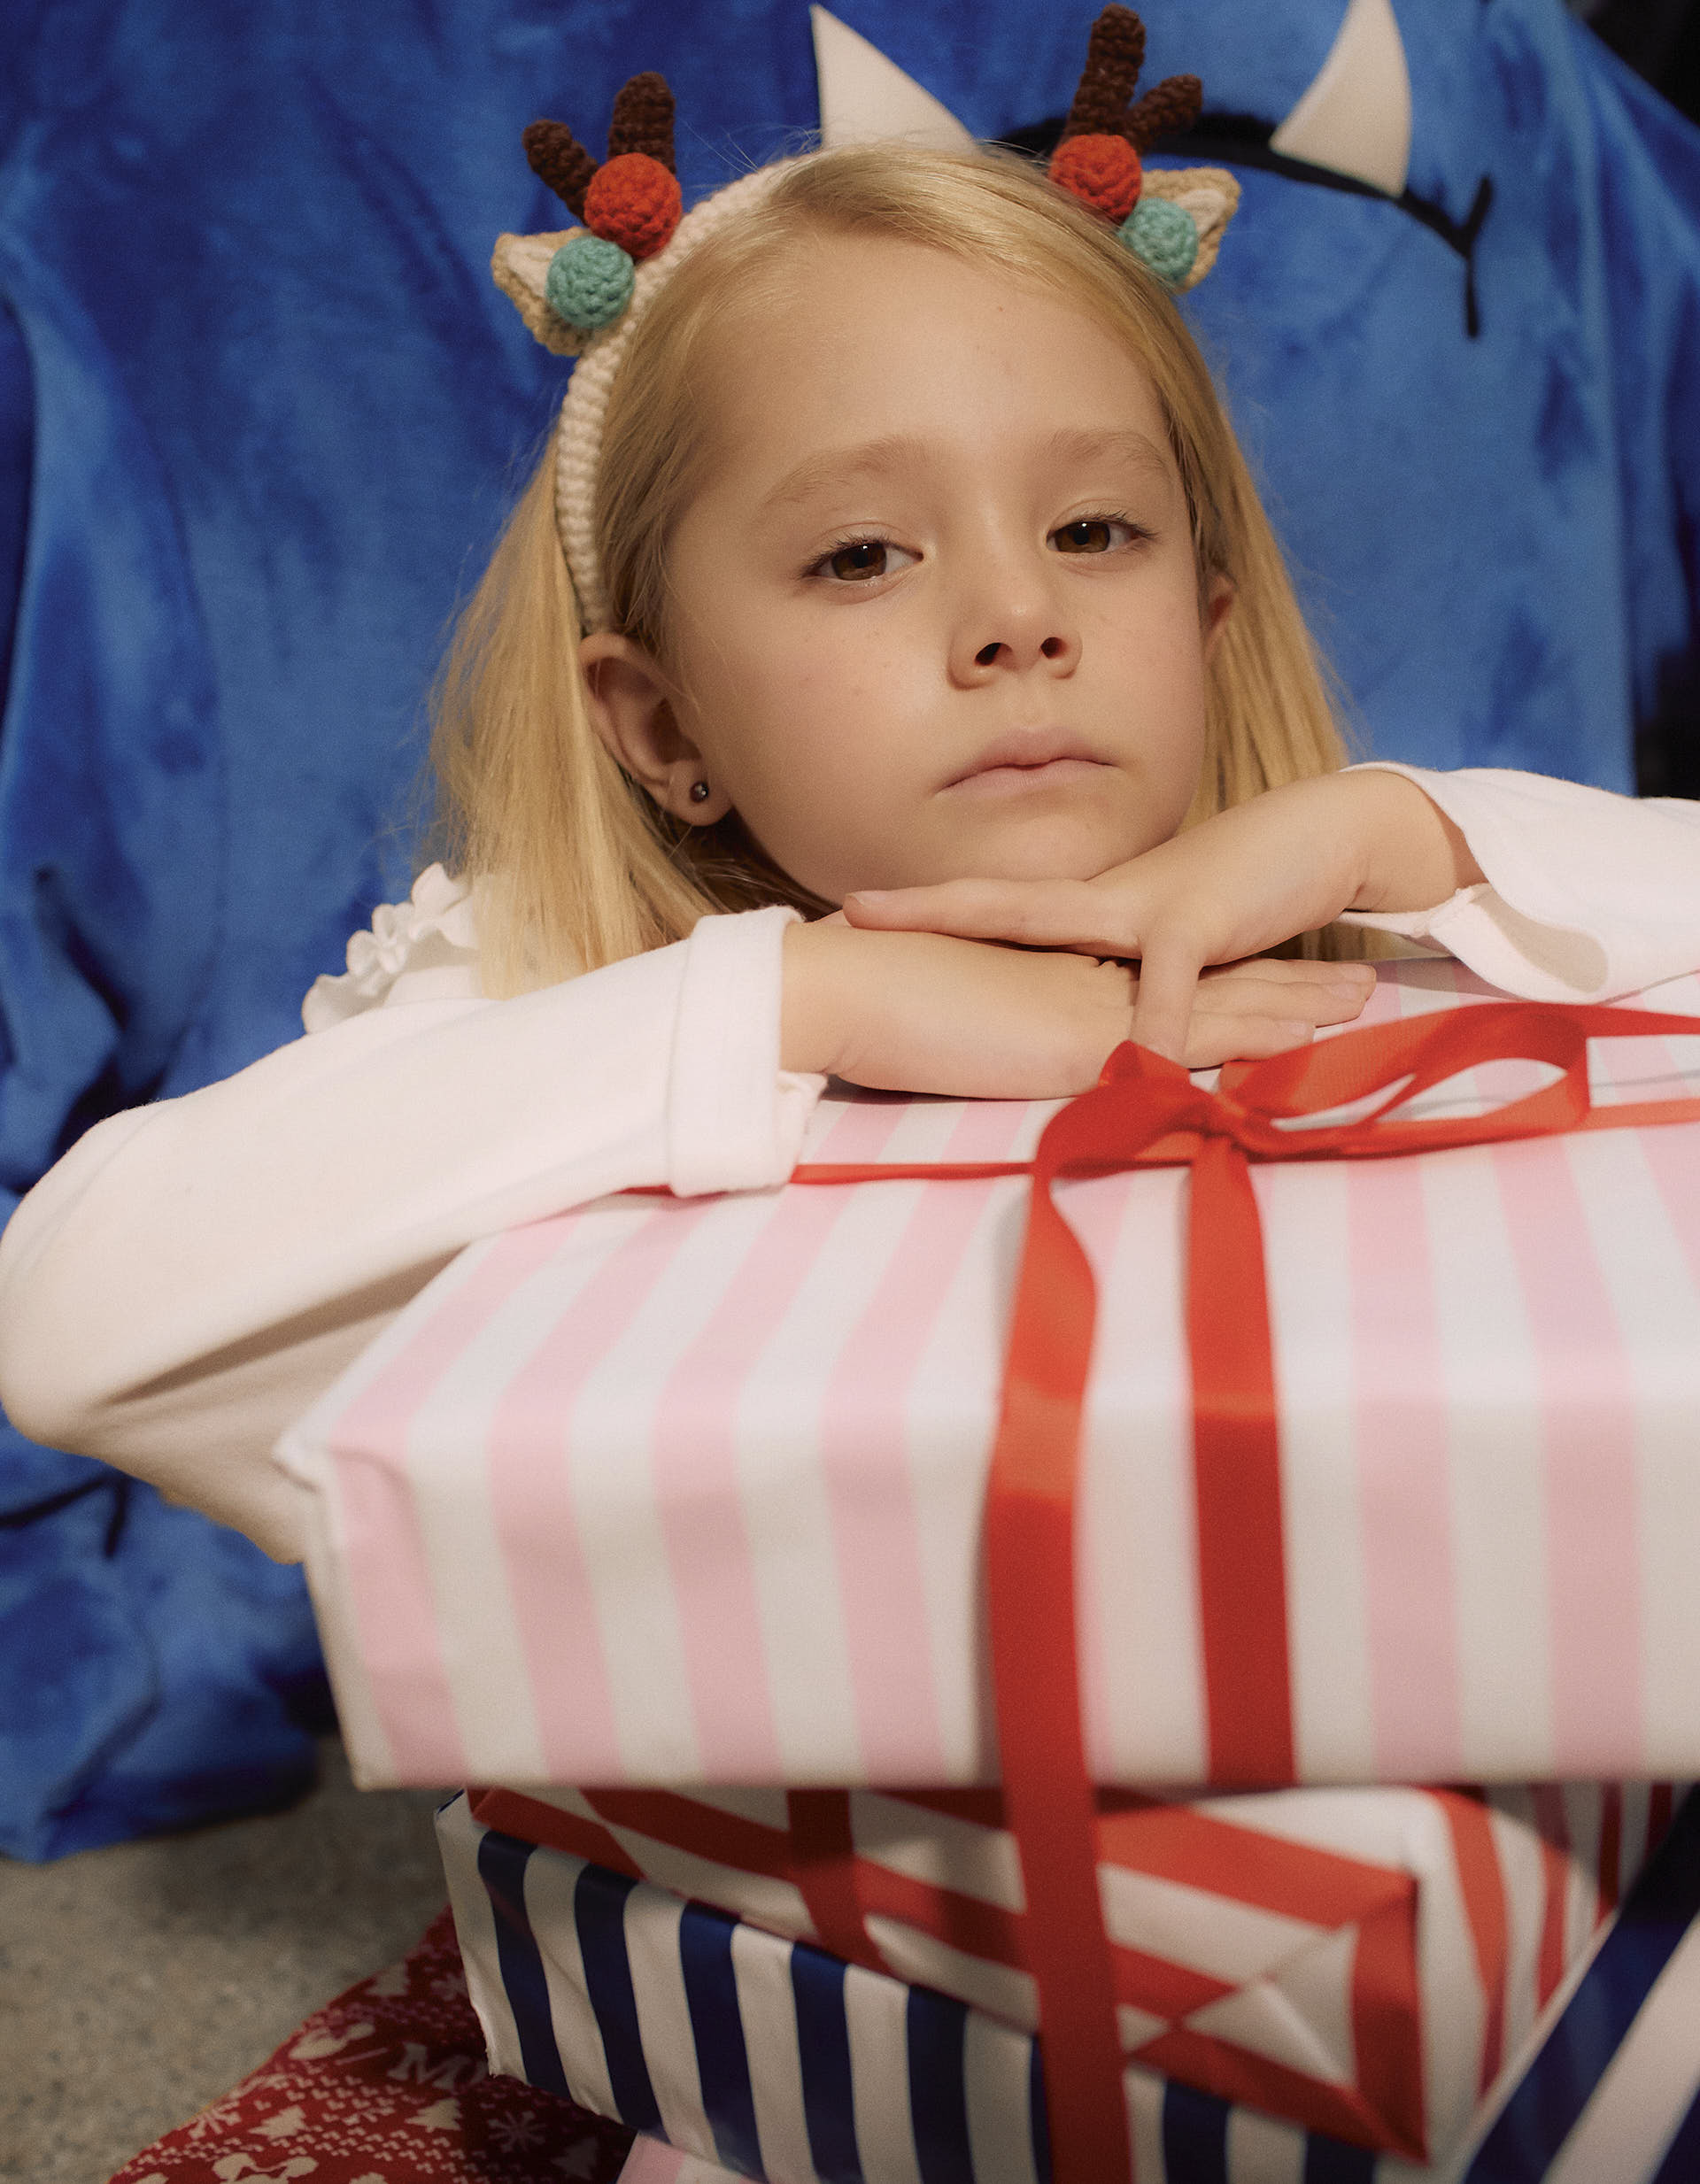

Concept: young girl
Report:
left=3, top=108, right=1699, bottom=1568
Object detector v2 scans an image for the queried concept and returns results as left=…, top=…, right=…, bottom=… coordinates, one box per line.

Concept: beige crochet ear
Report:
left=1140, top=166, right=1240, bottom=290
left=491, top=230, right=590, bottom=358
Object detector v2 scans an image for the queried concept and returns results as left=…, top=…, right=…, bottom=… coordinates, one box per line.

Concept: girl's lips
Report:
left=946, top=755, right=1109, bottom=798
left=944, top=731, right=1107, bottom=794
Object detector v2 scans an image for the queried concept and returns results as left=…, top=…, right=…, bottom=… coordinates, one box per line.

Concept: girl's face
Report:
left=584, top=234, right=1228, bottom=903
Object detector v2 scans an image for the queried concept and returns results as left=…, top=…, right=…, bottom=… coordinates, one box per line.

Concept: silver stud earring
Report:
left=689, top=779, right=711, bottom=804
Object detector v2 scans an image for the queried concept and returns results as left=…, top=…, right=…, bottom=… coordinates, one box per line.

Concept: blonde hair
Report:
left=429, top=143, right=1353, bottom=994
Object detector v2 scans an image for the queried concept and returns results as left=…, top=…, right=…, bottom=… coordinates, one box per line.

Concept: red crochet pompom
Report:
left=583, top=152, right=683, bottom=260
left=1048, top=132, right=1143, bottom=222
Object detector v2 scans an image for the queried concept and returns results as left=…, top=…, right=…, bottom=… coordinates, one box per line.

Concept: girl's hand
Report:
left=781, top=920, right=1377, bottom=1098
left=841, top=770, right=1482, bottom=1062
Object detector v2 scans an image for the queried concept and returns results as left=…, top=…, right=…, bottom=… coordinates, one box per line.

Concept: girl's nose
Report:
left=948, top=574, right=1081, bottom=686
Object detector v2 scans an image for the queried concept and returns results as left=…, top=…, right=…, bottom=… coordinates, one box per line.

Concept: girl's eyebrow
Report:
left=755, top=426, right=1171, bottom=517
left=755, top=434, right=931, bottom=515
left=1043, top=426, right=1172, bottom=485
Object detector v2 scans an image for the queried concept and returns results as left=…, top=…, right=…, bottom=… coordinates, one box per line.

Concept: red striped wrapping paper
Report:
left=278, top=961, right=1700, bottom=1796
left=464, top=1777, right=1681, bottom=2161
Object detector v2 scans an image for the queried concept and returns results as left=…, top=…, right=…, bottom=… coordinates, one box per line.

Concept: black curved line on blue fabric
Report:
left=0, top=1470, right=131, bottom=1555
left=997, top=112, right=1495, bottom=337
left=0, top=297, right=31, bottom=729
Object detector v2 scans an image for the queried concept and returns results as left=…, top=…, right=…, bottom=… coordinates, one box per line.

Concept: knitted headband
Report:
left=491, top=7, right=1240, bottom=634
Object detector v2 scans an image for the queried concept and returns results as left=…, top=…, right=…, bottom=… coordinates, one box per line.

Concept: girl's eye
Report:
left=815, top=539, right=918, bottom=583
left=1052, top=517, right=1139, bottom=554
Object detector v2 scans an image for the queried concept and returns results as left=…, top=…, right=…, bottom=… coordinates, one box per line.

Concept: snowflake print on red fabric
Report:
left=108, top=1909, right=635, bottom=2184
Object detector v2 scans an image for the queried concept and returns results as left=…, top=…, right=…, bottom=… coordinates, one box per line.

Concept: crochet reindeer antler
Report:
left=496, top=69, right=687, bottom=360
left=1060, top=5, right=1146, bottom=141
left=522, top=120, right=597, bottom=218
left=1124, top=72, right=1204, bottom=150
left=510, top=63, right=685, bottom=339
left=522, top=72, right=678, bottom=222
left=606, top=72, right=676, bottom=168
left=1047, top=4, right=1214, bottom=253
left=1057, top=5, right=1202, bottom=156
left=1044, top=8, right=1236, bottom=293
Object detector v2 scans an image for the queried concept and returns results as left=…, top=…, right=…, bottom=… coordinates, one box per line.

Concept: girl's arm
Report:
left=779, top=918, right=1372, bottom=1091
left=1338, top=764, right=1700, bottom=1000
left=0, top=909, right=815, bottom=1560
left=842, top=768, right=1700, bottom=1060
left=0, top=894, right=1365, bottom=1559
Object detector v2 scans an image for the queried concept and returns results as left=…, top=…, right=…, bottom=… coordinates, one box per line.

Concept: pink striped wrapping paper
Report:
left=275, top=961, right=1700, bottom=1793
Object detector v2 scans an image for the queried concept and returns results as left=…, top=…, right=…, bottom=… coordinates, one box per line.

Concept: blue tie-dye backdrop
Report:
left=1, top=0, right=1696, bottom=1855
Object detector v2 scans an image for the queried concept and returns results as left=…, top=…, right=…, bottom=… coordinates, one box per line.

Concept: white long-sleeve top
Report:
left=2, top=762, right=1697, bottom=1563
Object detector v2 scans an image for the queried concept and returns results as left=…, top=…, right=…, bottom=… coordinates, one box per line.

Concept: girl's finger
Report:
left=1189, top=972, right=1372, bottom=1028
left=1127, top=939, right=1205, bottom=1062
left=1182, top=1015, right=1318, bottom=1069
left=844, top=877, right=1134, bottom=954
left=1196, top=956, right=1376, bottom=993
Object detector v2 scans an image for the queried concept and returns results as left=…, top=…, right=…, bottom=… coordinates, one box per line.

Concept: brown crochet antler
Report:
left=1058, top=6, right=1202, bottom=153
left=607, top=73, right=676, bottom=171
left=523, top=120, right=597, bottom=217
left=522, top=72, right=677, bottom=218
left=1125, top=73, right=1202, bottom=150
left=1061, top=5, right=1146, bottom=141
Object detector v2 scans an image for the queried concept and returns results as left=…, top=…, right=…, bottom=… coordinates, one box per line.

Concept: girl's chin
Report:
left=795, top=806, right=1174, bottom=899
left=932, top=819, right=1157, bottom=887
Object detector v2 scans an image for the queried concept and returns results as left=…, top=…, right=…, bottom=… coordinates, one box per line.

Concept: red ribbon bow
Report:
left=795, top=999, right=1700, bottom=2181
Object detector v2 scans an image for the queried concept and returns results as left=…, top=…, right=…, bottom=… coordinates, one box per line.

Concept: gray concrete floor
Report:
left=0, top=1740, right=450, bottom=2184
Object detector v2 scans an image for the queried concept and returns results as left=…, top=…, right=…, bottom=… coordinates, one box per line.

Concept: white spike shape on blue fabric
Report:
left=811, top=5, right=977, bottom=151
left=1270, top=0, right=1412, bottom=198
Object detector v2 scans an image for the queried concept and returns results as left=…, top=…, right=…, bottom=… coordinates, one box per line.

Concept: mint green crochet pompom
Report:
left=545, top=234, right=635, bottom=333
left=1119, top=195, right=1197, bottom=289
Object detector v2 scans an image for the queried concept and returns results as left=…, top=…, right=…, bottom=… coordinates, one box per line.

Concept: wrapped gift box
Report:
left=281, top=961, right=1700, bottom=2177
left=440, top=1787, right=1700, bottom=2184
left=278, top=962, right=1700, bottom=1793
left=461, top=1775, right=1680, bottom=2162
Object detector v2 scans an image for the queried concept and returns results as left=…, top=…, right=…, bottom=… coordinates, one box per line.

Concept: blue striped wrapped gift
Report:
left=438, top=1789, right=1700, bottom=2184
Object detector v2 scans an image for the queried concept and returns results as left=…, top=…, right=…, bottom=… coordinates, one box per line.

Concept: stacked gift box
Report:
left=281, top=960, right=1700, bottom=2181
left=437, top=1785, right=1700, bottom=2183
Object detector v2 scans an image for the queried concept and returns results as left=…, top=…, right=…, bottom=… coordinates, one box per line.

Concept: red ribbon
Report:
left=792, top=1000, right=1700, bottom=2182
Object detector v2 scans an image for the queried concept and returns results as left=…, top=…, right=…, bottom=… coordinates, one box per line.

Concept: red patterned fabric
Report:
left=108, top=1909, right=635, bottom=2184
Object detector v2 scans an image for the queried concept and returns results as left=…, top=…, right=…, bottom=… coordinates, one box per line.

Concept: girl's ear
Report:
left=578, top=632, right=734, bottom=823
left=1202, top=573, right=1235, bottom=660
